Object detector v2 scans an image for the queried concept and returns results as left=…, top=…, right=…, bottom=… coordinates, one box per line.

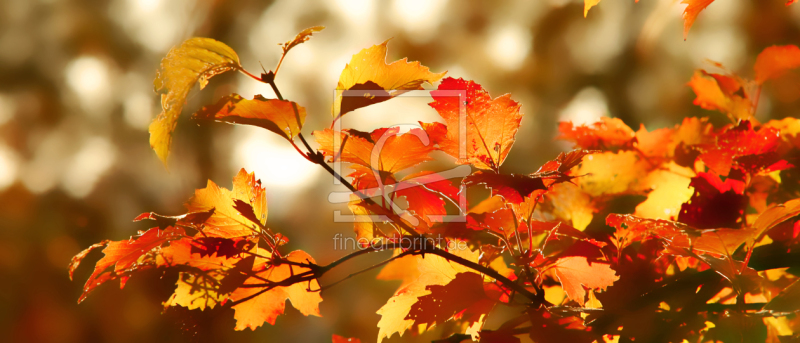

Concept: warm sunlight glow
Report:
left=0, top=144, right=18, bottom=191
left=231, top=126, right=320, bottom=192
left=486, top=24, right=532, bottom=71
left=61, top=137, right=117, bottom=198
left=559, top=87, right=609, bottom=125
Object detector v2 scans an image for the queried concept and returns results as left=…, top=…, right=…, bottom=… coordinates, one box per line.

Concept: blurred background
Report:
left=1, top=0, right=799, bottom=342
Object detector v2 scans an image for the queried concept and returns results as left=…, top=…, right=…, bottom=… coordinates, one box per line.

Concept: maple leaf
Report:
left=376, top=244, right=482, bottom=342
left=150, top=38, right=241, bottom=167
left=754, top=45, right=800, bottom=84
left=160, top=241, right=253, bottom=311
left=681, top=0, right=715, bottom=40
left=193, top=94, right=306, bottom=141
left=185, top=169, right=268, bottom=238
left=687, top=70, right=754, bottom=121
left=71, top=226, right=187, bottom=303
left=333, top=40, right=445, bottom=120
left=229, top=250, right=322, bottom=330
left=698, top=121, right=786, bottom=177
left=405, top=272, right=491, bottom=329
left=429, top=77, right=523, bottom=171
left=548, top=256, right=619, bottom=306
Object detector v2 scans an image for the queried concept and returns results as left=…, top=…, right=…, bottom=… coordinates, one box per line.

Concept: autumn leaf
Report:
left=465, top=150, right=589, bottom=204
left=681, top=0, right=715, bottom=40
left=697, top=121, right=785, bottom=177
left=763, top=279, right=800, bottom=314
left=395, top=171, right=459, bottom=226
left=405, top=272, right=491, bottom=329
left=687, top=70, right=754, bottom=121
left=376, top=244, right=481, bottom=342
left=333, top=40, right=445, bottom=119
left=151, top=38, right=242, bottom=167
left=280, top=26, right=325, bottom=55
left=584, top=0, right=602, bottom=17
left=634, top=163, right=695, bottom=220
left=754, top=45, right=800, bottom=84
left=229, top=250, right=322, bottom=330
left=558, top=117, right=635, bottom=151
left=193, top=94, right=306, bottom=140
left=430, top=77, right=523, bottom=171
left=313, top=126, right=438, bottom=175
left=575, top=151, right=649, bottom=197
left=185, top=169, right=268, bottom=238
left=73, top=226, right=187, bottom=303
left=549, top=256, right=619, bottom=306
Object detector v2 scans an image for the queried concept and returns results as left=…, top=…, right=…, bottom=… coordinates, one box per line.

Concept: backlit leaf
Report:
left=230, top=250, right=322, bottom=330
left=151, top=38, right=241, bottom=167
left=334, top=40, right=445, bottom=119
left=549, top=256, right=619, bottom=306
left=754, top=45, right=800, bottom=84
left=681, top=0, right=715, bottom=40
left=194, top=94, right=306, bottom=140
left=429, top=78, right=523, bottom=171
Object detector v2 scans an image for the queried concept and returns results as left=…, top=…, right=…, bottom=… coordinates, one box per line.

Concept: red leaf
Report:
left=429, top=77, right=523, bottom=171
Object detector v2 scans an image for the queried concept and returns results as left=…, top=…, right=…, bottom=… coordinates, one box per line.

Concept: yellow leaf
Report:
left=151, top=38, right=241, bottom=167
left=584, top=0, right=602, bottom=17
left=185, top=169, right=268, bottom=238
left=635, top=163, right=695, bottom=220
left=576, top=151, right=648, bottom=197
left=333, top=40, right=445, bottom=119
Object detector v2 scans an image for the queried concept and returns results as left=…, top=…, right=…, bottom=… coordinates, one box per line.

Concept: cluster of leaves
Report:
left=72, top=14, right=800, bottom=343
left=584, top=0, right=799, bottom=39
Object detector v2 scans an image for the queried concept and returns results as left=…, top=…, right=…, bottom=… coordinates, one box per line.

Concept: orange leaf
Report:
left=558, top=117, right=635, bottom=151
left=681, top=0, right=715, bottom=40
left=333, top=40, right=445, bottom=119
left=74, top=226, right=186, bottom=303
left=687, top=70, right=753, bottom=121
left=550, top=256, right=619, bottom=306
left=230, top=250, right=322, bottom=330
left=754, top=45, right=800, bottom=84
left=193, top=94, right=306, bottom=140
left=429, top=78, right=523, bottom=171
left=313, top=126, right=438, bottom=174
